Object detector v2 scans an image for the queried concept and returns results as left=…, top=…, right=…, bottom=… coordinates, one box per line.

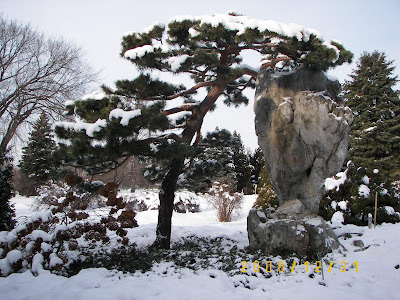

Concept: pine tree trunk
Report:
left=153, top=84, right=226, bottom=249
left=153, top=158, right=184, bottom=249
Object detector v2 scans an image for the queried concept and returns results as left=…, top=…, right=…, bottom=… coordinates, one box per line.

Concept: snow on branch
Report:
left=109, top=108, right=141, bottom=126
left=56, top=119, right=106, bottom=137
left=170, top=13, right=322, bottom=41
left=124, top=44, right=170, bottom=60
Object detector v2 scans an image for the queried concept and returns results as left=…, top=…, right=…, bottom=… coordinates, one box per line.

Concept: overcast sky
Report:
left=2, top=0, right=400, bottom=150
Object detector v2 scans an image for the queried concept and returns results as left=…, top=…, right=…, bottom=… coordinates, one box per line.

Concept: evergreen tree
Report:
left=319, top=162, right=400, bottom=225
left=252, top=148, right=279, bottom=209
left=184, top=128, right=251, bottom=193
left=254, top=167, right=279, bottom=210
left=232, top=131, right=253, bottom=194
left=19, top=113, right=57, bottom=195
left=0, top=149, right=15, bottom=231
left=344, top=51, right=400, bottom=179
left=55, top=12, right=352, bottom=248
left=249, top=147, right=264, bottom=192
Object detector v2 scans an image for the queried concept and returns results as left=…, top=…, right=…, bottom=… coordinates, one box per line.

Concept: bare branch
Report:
left=0, top=15, right=97, bottom=149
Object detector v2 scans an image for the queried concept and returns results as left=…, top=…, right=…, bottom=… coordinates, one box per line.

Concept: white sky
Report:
left=2, top=0, right=400, bottom=150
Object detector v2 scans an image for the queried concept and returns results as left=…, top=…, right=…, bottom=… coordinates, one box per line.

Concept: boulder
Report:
left=247, top=200, right=344, bottom=257
left=254, top=67, right=353, bottom=214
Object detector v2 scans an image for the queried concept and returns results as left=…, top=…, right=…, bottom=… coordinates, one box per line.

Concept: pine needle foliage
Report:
left=344, top=51, right=400, bottom=179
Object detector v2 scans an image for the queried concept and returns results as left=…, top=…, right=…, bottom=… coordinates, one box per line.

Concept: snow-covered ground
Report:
left=1, top=192, right=400, bottom=300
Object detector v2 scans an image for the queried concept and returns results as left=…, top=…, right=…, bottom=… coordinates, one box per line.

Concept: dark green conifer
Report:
left=0, top=149, right=15, bottom=231
left=345, top=51, right=400, bottom=179
left=19, top=113, right=57, bottom=195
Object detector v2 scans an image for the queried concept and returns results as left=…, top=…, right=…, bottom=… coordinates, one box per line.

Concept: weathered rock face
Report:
left=254, top=67, right=353, bottom=213
left=247, top=200, right=344, bottom=257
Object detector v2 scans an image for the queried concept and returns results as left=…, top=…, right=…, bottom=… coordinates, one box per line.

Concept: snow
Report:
left=240, top=64, right=260, bottom=73
left=109, top=108, right=141, bottom=126
left=331, top=211, right=344, bottom=224
left=82, top=90, right=107, bottom=101
left=31, top=230, right=52, bottom=242
left=195, top=13, right=322, bottom=42
left=362, top=175, right=370, bottom=185
left=364, top=126, right=377, bottom=132
left=2, top=192, right=400, bottom=299
left=322, top=41, right=340, bottom=62
left=167, top=55, right=190, bottom=71
left=56, top=119, right=107, bottom=137
left=31, top=211, right=52, bottom=223
left=325, top=72, right=339, bottom=81
left=49, top=254, right=63, bottom=268
left=5, top=250, right=22, bottom=264
left=325, top=170, right=347, bottom=192
left=359, top=184, right=370, bottom=198
left=188, top=28, right=200, bottom=37
left=304, top=217, right=323, bottom=226
left=331, top=201, right=337, bottom=210
left=385, top=206, right=395, bottom=215
left=31, top=253, right=45, bottom=275
left=142, top=21, right=164, bottom=33
left=338, top=201, right=347, bottom=211
left=41, top=242, right=52, bottom=253
left=124, top=43, right=170, bottom=60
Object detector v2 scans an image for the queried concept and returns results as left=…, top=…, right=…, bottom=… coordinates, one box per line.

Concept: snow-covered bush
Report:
left=320, top=162, right=400, bottom=225
left=0, top=181, right=139, bottom=277
left=208, top=182, right=243, bottom=222
left=120, top=189, right=200, bottom=213
left=36, top=178, right=106, bottom=210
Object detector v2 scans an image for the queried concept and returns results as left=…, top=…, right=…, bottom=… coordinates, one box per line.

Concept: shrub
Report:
left=253, top=168, right=279, bottom=210
left=320, top=162, right=400, bottom=225
left=0, top=179, right=138, bottom=277
left=208, top=182, right=243, bottom=222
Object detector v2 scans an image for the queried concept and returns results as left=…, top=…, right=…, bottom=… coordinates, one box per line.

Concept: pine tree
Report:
left=19, top=113, right=57, bottom=195
left=0, top=149, right=15, bottom=231
left=55, top=12, right=352, bottom=248
left=252, top=149, right=279, bottom=209
left=344, top=51, right=400, bottom=179
left=249, top=147, right=264, bottom=192
left=184, top=128, right=251, bottom=193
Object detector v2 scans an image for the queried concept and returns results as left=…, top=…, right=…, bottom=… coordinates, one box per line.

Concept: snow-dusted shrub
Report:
left=173, top=191, right=200, bottom=213
left=0, top=183, right=138, bottom=277
left=120, top=189, right=200, bottom=213
left=36, top=180, right=106, bottom=210
left=208, top=182, right=243, bottom=222
left=320, top=162, right=400, bottom=225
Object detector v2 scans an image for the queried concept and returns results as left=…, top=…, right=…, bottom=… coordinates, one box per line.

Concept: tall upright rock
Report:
left=254, top=67, right=353, bottom=214
left=248, top=67, right=352, bottom=257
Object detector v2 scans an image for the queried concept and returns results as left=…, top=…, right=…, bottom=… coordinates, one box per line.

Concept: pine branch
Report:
left=163, top=104, right=197, bottom=116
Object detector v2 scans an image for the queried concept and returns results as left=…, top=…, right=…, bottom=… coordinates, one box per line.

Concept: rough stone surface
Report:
left=247, top=200, right=344, bottom=257
left=254, top=67, right=353, bottom=214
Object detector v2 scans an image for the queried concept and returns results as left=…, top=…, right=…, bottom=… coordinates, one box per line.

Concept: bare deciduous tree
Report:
left=0, top=15, right=97, bottom=150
